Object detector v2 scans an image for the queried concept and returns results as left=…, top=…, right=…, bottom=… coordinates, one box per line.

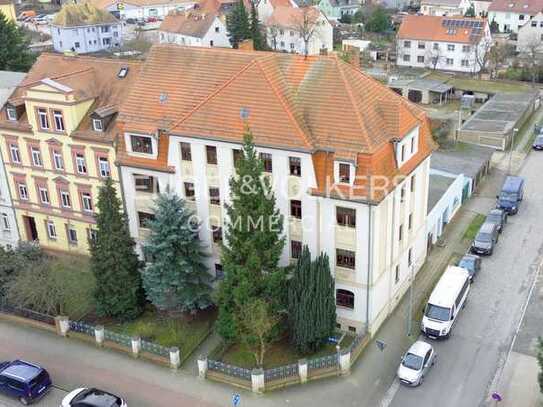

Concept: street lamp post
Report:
left=508, top=128, right=519, bottom=175
left=407, top=262, right=416, bottom=337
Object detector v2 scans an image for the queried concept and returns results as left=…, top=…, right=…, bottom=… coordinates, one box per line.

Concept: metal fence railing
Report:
left=69, top=321, right=95, bottom=336
left=141, top=340, right=170, bottom=357
left=208, top=359, right=252, bottom=381
left=0, top=301, right=56, bottom=326
left=105, top=330, right=132, bottom=347
left=264, top=363, right=299, bottom=382
left=307, top=354, right=338, bottom=371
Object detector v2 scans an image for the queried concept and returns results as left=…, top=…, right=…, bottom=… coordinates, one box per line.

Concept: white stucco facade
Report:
left=420, top=0, right=472, bottom=16
left=120, top=125, right=431, bottom=335
left=0, top=145, right=19, bottom=248
left=517, top=12, right=543, bottom=52
left=488, top=10, right=534, bottom=33
left=397, top=27, right=492, bottom=73
left=51, top=22, right=123, bottom=54
left=101, top=0, right=196, bottom=20
left=267, top=13, right=333, bottom=55
left=159, top=17, right=231, bottom=48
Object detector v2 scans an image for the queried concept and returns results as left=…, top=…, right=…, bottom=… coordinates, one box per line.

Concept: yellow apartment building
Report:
left=0, top=0, right=16, bottom=22
left=0, top=53, right=141, bottom=254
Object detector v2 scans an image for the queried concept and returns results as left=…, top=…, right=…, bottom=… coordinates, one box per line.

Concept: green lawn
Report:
left=463, top=213, right=486, bottom=241
left=425, top=72, right=531, bottom=94
left=216, top=334, right=356, bottom=369
left=108, top=308, right=216, bottom=358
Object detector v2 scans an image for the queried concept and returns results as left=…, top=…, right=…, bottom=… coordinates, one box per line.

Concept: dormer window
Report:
left=338, top=163, right=351, bottom=183
left=93, top=118, right=103, bottom=132
left=130, top=134, right=153, bottom=154
left=6, top=106, right=17, bottom=121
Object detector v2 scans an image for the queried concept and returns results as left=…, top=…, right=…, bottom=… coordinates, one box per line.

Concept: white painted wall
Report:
left=51, top=22, right=123, bottom=54
left=0, top=145, right=20, bottom=248
left=397, top=25, right=492, bottom=73
left=517, top=12, right=543, bottom=52
left=104, top=1, right=196, bottom=20
left=488, top=9, right=534, bottom=33
left=120, top=129, right=431, bottom=334
left=159, top=17, right=231, bottom=48
left=420, top=0, right=471, bottom=16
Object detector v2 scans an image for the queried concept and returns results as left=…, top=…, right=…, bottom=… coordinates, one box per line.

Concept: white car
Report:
left=397, top=341, right=436, bottom=386
left=61, top=388, right=127, bottom=407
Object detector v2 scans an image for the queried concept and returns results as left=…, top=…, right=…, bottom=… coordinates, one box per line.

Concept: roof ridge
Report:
left=168, top=56, right=263, bottom=131
left=335, top=57, right=374, bottom=151
left=255, top=56, right=313, bottom=149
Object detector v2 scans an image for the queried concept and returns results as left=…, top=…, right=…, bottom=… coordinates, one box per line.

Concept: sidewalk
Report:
left=499, top=352, right=541, bottom=407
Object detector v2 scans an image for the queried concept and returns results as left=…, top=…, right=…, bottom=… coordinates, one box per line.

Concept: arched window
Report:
left=336, top=289, right=355, bottom=309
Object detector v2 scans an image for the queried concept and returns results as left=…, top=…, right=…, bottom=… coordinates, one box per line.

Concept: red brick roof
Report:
left=159, top=10, right=218, bottom=38
left=398, top=15, right=486, bottom=44
left=116, top=45, right=434, bottom=202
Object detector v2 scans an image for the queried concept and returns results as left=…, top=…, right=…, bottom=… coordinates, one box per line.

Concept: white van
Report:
left=421, top=266, right=470, bottom=339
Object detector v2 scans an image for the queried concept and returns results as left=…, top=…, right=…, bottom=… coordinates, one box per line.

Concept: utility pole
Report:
left=407, top=262, right=415, bottom=336
left=508, top=128, right=518, bottom=175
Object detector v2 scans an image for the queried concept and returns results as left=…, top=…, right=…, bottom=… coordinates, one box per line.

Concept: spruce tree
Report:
left=141, top=193, right=212, bottom=314
left=0, top=12, right=36, bottom=71
left=249, top=1, right=266, bottom=51
left=217, top=129, right=286, bottom=342
left=288, top=246, right=336, bottom=353
left=226, top=0, right=250, bottom=48
left=90, top=178, right=143, bottom=320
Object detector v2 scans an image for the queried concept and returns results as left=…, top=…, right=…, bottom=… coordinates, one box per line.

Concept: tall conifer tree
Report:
left=141, top=193, right=212, bottom=313
left=90, top=178, right=143, bottom=320
left=0, top=12, right=35, bottom=71
left=217, top=129, right=286, bottom=342
left=226, top=0, right=250, bottom=48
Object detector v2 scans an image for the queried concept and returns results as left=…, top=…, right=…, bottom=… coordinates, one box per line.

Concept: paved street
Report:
left=1, top=152, right=542, bottom=407
left=384, top=151, right=543, bottom=407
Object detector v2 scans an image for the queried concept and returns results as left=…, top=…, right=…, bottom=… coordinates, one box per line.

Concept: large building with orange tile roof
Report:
left=116, top=44, right=435, bottom=334
left=397, top=15, right=492, bottom=73
left=0, top=54, right=142, bottom=254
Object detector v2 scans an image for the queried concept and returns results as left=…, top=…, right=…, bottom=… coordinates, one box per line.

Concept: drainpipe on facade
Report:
left=0, top=145, right=21, bottom=246
left=365, top=171, right=373, bottom=335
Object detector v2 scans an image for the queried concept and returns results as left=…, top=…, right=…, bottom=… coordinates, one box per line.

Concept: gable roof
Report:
left=266, top=5, right=321, bottom=28
left=52, top=2, right=119, bottom=27
left=398, top=15, right=486, bottom=44
left=488, top=0, right=543, bottom=13
left=159, top=9, right=218, bottom=37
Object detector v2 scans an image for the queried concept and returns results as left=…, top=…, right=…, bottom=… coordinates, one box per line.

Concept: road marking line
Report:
left=379, top=379, right=400, bottom=407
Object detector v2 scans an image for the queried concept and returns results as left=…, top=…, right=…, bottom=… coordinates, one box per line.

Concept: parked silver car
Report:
left=397, top=341, right=436, bottom=386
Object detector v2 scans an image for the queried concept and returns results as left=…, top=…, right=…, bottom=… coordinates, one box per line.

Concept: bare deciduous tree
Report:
left=520, top=34, right=543, bottom=84
left=290, top=7, right=319, bottom=56
left=425, top=45, right=445, bottom=70
left=472, top=37, right=494, bottom=77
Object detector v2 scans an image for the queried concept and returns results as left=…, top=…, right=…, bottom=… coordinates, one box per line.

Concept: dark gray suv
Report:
left=471, top=222, right=499, bottom=256
left=486, top=209, right=507, bottom=234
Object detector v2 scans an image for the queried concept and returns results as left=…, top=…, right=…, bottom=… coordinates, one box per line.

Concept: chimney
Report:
left=238, top=39, right=254, bottom=51
left=346, top=45, right=360, bottom=69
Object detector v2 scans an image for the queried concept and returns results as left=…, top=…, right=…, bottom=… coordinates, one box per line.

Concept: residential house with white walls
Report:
left=488, top=0, right=543, bottom=33
left=51, top=2, right=123, bottom=54
left=420, top=0, right=473, bottom=16
left=397, top=15, right=492, bottom=73
left=517, top=11, right=543, bottom=51
left=158, top=9, right=230, bottom=47
left=115, top=44, right=435, bottom=335
left=265, top=6, right=333, bottom=55
left=0, top=71, right=26, bottom=247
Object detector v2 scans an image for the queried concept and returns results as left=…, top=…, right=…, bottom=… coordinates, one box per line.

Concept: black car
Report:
left=485, top=208, right=507, bottom=233
left=458, top=254, right=482, bottom=281
left=471, top=222, right=499, bottom=255
left=533, top=134, right=543, bottom=150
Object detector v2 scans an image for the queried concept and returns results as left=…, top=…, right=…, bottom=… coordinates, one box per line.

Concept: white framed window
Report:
left=126, top=133, right=157, bottom=158
left=447, top=44, right=455, bottom=51
left=60, top=190, right=71, bottom=208
left=92, top=119, right=103, bottom=132
left=31, top=147, right=43, bottom=167
left=53, top=150, right=64, bottom=170
left=9, top=144, right=20, bottom=163
left=76, top=153, right=87, bottom=174
left=37, top=108, right=49, bottom=130
left=47, top=221, right=57, bottom=239
left=6, top=106, right=17, bottom=121
left=39, top=187, right=50, bottom=204
left=67, top=227, right=78, bottom=244
left=53, top=110, right=64, bottom=132
left=335, top=162, right=352, bottom=184
left=98, top=157, right=110, bottom=177
left=18, top=183, right=28, bottom=200
left=81, top=192, right=93, bottom=212
left=1, top=213, right=10, bottom=231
